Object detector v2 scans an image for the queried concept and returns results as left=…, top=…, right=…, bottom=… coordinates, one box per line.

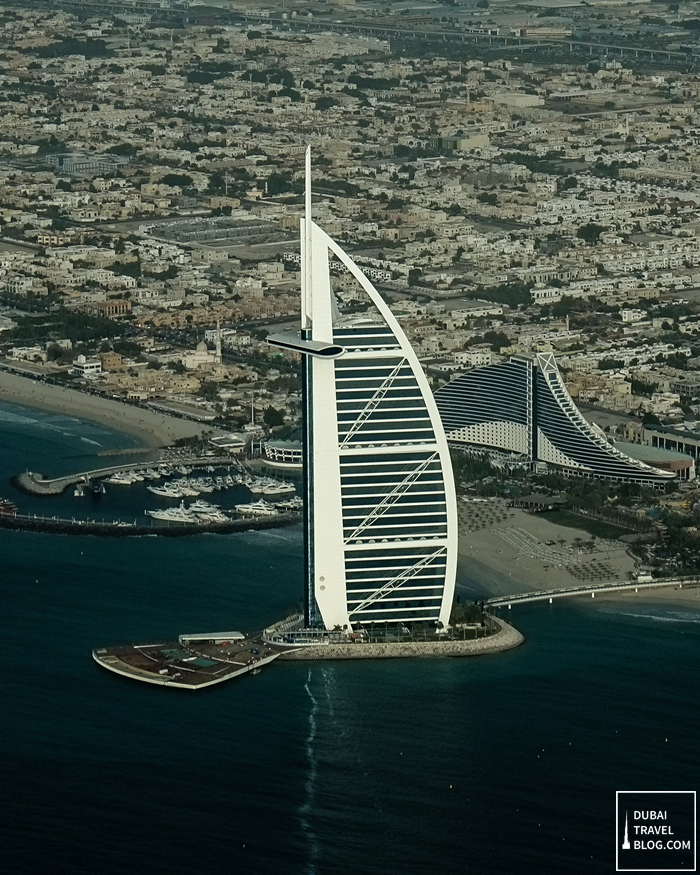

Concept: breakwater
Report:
left=12, top=454, right=238, bottom=496
left=278, top=618, right=524, bottom=660
left=0, top=510, right=300, bottom=537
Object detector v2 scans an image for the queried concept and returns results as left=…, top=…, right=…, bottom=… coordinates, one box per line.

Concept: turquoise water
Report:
left=2, top=401, right=699, bottom=874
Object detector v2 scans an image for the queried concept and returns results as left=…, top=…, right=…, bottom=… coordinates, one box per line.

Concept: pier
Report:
left=0, top=509, right=300, bottom=537
left=485, top=576, right=700, bottom=608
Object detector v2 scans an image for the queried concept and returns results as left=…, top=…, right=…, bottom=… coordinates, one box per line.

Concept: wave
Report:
left=0, top=409, right=65, bottom=432
left=597, top=605, right=700, bottom=624
left=0, top=407, right=103, bottom=440
left=80, top=437, right=103, bottom=447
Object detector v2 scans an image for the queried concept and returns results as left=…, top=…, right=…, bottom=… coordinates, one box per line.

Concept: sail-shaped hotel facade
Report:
left=269, top=151, right=457, bottom=633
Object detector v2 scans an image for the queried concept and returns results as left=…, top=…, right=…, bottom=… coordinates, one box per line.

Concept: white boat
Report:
left=147, top=484, right=184, bottom=498
left=235, top=499, right=279, bottom=517
left=171, top=479, right=200, bottom=496
left=145, top=502, right=198, bottom=523
left=105, top=472, right=134, bottom=485
left=277, top=496, right=303, bottom=511
left=73, top=484, right=85, bottom=497
left=198, top=510, right=230, bottom=523
left=263, top=482, right=296, bottom=496
left=189, top=499, right=221, bottom=513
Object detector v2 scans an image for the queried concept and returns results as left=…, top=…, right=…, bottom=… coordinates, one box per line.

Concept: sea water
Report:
left=2, top=401, right=699, bottom=875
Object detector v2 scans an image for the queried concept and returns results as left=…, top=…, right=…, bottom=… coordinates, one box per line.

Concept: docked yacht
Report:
left=198, top=510, right=230, bottom=524
left=189, top=499, right=221, bottom=514
left=147, top=483, right=184, bottom=499
left=145, top=502, right=198, bottom=524
left=263, top=482, right=296, bottom=496
left=171, top=479, right=200, bottom=496
left=234, top=499, right=279, bottom=517
left=276, top=496, right=303, bottom=512
left=105, top=471, right=135, bottom=485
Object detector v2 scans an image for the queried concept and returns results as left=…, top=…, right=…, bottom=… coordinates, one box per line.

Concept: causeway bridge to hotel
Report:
left=485, top=577, right=700, bottom=609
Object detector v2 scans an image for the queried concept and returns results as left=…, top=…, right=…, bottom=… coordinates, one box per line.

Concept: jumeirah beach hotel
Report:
left=434, top=352, right=675, bottom=487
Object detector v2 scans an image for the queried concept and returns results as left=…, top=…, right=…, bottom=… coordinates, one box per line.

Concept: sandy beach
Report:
left=456, top=496, right=700, bottom=610
left=0, top=370, right=206, bottom=449
left=595, top=584, right=700, bottom=610
left=457, top=497, right=637, bottom=595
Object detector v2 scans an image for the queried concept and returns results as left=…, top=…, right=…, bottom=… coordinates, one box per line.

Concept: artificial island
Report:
left=92, top=152, right=525, bottom=688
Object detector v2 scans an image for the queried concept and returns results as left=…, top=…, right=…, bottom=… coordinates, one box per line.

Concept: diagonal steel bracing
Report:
left=339, top=358, right=406, bottom=449
left=346, top=452, right=437, bottom=541
left=349, top=547, right=447, bottom=615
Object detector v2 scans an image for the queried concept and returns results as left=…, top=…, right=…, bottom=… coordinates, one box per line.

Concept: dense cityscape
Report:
left=3, top=4, right=700, bottom=873
left=4, top=0, right=700, bottom=565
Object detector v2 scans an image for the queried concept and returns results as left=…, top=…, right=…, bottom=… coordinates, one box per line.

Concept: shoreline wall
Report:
left=278, top=618, right=524, bottom=660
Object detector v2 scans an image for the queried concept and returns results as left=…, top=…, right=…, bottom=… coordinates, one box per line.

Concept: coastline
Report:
left=2, top=373, right=697, bottom=616
left=279, top=617, right=524, bottom=660
left=456, top=499, right=700, bottom=612
left=594, top=584, right=700, bottom=611
left=0, top=369, right=206, bottom=450
left=457, top=499, right=637, bottom=595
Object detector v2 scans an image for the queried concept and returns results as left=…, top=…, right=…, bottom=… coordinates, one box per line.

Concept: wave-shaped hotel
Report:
left=434, top=352, right=675, bottom=486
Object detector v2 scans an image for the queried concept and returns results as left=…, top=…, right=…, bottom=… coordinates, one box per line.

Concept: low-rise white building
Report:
left=72, top=354, right=102, bottom=378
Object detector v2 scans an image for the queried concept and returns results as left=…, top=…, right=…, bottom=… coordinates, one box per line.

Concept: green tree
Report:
left=408, top=267, right=422, bottom=286
left=197, top=382, right=220, bottom=402
left=263, top=406, right=284, bottom=427
left=576, top=222, right=606, bottom=245
left=160, top=173, right=193, bottom=188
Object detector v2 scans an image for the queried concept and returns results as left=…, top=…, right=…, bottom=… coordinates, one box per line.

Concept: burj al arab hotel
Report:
left=268, top=151, right=457, bottom=634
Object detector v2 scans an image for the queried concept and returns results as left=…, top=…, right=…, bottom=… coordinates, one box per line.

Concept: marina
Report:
left=6, top=457, right=301, bottom=531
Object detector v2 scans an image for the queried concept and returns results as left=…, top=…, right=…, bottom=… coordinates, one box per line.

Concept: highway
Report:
left=234, top=13, right=691, bottom=64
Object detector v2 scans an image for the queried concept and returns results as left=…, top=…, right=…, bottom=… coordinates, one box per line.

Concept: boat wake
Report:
left=255, top=530, right=296, bottom=542
left=300, top=668, right=321, bottom=875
